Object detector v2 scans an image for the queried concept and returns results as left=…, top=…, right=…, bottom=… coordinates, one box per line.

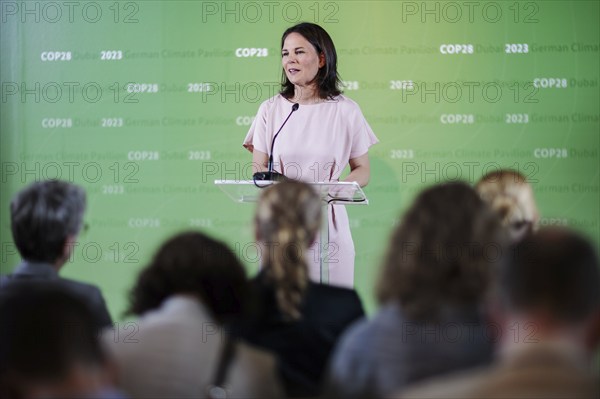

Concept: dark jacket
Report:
left=0, top=261, right=113, bottom=330
left=233, top=272, right=365, bottom=397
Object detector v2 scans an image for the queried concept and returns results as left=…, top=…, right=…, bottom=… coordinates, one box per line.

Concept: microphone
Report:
left=253, top=103, right=299, bottom=182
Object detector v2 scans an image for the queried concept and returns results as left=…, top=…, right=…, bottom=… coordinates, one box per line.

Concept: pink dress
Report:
left=243, top=94, right=379, bottom=288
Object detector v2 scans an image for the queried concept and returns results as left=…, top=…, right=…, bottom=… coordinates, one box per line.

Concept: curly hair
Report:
left=376, top=182, right=506, bottom=320
left=476, top=169, right=539, bottom=243
left=127, top=231, right=248, bottom=323
left=280, top=22, right=343, bottom=100
left=255, top=181, right=321, bottom=320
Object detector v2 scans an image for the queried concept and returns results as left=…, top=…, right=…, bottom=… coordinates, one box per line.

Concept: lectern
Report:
left=214, top=180, right=369, bottom=284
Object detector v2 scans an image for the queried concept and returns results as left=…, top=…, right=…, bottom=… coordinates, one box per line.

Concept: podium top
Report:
left=214, top=180, right=369, bottom=205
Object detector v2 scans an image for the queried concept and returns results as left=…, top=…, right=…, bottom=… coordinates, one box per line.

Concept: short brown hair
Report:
left=502, top=228, right=600, bottom=323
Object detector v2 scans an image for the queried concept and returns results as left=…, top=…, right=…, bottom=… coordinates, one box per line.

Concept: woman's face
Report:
left=282, top=32, right=325, bottom=89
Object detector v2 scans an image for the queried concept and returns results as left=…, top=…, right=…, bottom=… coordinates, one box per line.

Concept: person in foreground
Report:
left=0, top=180, right=112, bottom=330
left=233, top=181, right=365, bottom=397
left=325, top=182, right=507, bottom=398
left=0, top=284, right=125, bottom=399
left=104, top=232, right=282, bottom=399
left=476, top=169, right=540, bottom=243
left=243, top=22, right=379, bottom=288
left=400, top=227, right=600, bottom=399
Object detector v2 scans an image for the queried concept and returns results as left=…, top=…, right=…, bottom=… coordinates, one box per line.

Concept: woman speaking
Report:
left=243, top=22, right=378, bottom=288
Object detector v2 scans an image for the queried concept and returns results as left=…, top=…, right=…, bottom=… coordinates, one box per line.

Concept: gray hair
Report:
left=10, top=180, right=86, bottom=263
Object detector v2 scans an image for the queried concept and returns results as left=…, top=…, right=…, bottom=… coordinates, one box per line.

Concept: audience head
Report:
left=377, top=181, right=506, bottom=320
left=0, top=284, right=112, bottom=399
left=10, top=180, right=86, bottom=267
left=476, top=170, right=539, bottom=243
left=128, top=231, right=248, bottom=324
left=500, top=228, right=600, bottom=347
left=255, top=181, right=322, bottom=320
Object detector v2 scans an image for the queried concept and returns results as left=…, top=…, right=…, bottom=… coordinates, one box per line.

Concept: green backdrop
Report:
left=1, top=0, right=599, bottom=318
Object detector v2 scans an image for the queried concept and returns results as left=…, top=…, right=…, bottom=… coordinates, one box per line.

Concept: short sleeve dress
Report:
left=243, top=94, right=378, bottom=288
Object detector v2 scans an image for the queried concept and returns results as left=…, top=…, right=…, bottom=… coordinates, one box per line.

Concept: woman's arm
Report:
left=343, top=153, right=371, bottom=187
left=252, top=149, right=269, bottom=174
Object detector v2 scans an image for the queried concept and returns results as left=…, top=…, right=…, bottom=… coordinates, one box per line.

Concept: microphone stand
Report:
left=253, top=103, right=299, bottom=182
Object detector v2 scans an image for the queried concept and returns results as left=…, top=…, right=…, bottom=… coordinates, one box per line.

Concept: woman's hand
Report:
left=252, top=149, right=269, bottom=173
left=344, top=153, right=371, bottom=188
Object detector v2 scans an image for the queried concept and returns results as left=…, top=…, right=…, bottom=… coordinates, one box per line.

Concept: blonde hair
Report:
left=255, top=181, right=321, bottom=320
left=476, top=170, right=539, bottom=242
